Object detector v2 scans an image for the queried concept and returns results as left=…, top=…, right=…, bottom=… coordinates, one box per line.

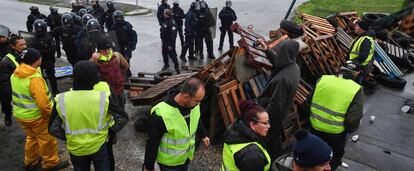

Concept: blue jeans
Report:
left=70, top=143, right=111, bottom=171
left=158, top=161, right=190, bottom=171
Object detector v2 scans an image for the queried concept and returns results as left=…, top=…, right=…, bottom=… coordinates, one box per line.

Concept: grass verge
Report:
left=293, top=0, right=407, bottom=23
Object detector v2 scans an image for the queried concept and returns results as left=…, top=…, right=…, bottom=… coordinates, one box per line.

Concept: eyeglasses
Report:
left=253, top=118, right=270, bottom=126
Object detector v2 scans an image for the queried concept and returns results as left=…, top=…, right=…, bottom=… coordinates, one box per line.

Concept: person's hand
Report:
left=91, top=52, right=100, bottom=62
left=202, top=137, right=210, bottom=147
left=257, top=38, right=268, bottom=51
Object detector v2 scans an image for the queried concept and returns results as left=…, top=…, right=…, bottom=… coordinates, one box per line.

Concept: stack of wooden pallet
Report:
left=301, top=13, right=336, bottom=36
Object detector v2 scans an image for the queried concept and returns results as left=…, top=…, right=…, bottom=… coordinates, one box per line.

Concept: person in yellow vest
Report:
left=221, top=100, right=271, bottom=171
left=11, top=48, right=69, bottom=170
left=0, top=35, right=26, bottom=126
left=272, top=131, right=333, bottom=171
left=48, top=60, right=128, bottom=170
left=308, top=66, right=364, bottom=171
left=348, top=20, right=375, bottom=84
left=143, top=78, right=210, bottom=171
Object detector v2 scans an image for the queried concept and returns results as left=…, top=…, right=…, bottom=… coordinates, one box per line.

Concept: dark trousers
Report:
left=219, top=26, right=234, bottom=50
left=195, top=30, right=214, bottom=58
left=180, top=32, right=195, bottom=59
left=162, top=43, right=179, bottom=70
left=311, top=127, right=346, bottom=171
left=41, top=60, right=58, bottom=95
left=70, top=143, right=111, bottom=171
left=158, top=161, right=189, bottom=171
left=0, top=93, right=12, bottom=119
left=121, top=48, right=133, bottom=77
left=107, top=130, right=117, bottom=171
left=177, top=27, right=184, bottom=46
left=264, top=122, right=283, bottom=161
left=64, top=47, right=80, bottom=67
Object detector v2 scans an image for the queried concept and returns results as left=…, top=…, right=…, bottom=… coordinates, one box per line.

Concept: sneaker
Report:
left=161, top=65, right=169, bottom=71
left=4, top=115, right=11, bottom=126
left=44, top=160, right=70, bottom=171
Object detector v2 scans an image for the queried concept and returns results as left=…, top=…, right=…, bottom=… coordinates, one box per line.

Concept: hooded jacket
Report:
left=48, top=61, right=129, bottom=141
left=223, top=119, right=269, bottom=171
left=257, top=40, right=301, bottom=127
left=348, top=30, right=376, bottom=65
left=13, top=63, right=52, bottom=118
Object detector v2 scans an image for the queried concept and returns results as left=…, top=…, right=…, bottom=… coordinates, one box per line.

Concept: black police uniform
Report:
left=47, top=12, right=62, bottom=58
left=172, top=4, right=185, bottom=46
left=218, top=7, right=237, bottom=50
left=52, top=25, right=81, bottom=66
left=157, top=2, right=171, bottom=26
left=193, top=8, right=214, bottom=58
left=160, top=17, right=179, bottom=71
left=179, top=8, right=196, bottom=61
left=101, top=7, right=116, bottom=30
left=26, top=12, right=47, bottom=32
left=92, top=3, right=105, bottom=23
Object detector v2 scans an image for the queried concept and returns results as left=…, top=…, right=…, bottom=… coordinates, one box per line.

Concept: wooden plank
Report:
left=222, top=91, right=235, bottom=124
left=124, top=83, right=155, bottom=89
left=268, top=34, right=289, bottom=49
left=238, top=84, right=247, bottom=100
left=231, top=88, right=241, bottom=115
left=254, top=75, right=264, bottom=93
left=218, top=80, right=238, bottom=92
left=249, top=78, right=260, bottom=97
left=217, top=94, right=230, bottom=126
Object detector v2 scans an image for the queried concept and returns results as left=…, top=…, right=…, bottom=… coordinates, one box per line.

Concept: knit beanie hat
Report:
left=357, top=20, right=370, bottom=31
left=293, top=131, right=333, bottom=168
left=97, top=37, right=111, bottom=50
left=22, top=48, right=41, bottom=65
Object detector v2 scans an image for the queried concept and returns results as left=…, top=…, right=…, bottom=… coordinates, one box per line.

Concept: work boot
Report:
left=161, top=65, right=169, bottom=71
left=4, top=115, right=11, bottom=126
left=179, top=56, right=187, bottom=62
left=188, top=56, right=197, bottom=61
left=44, top=160, right=70, bottom=171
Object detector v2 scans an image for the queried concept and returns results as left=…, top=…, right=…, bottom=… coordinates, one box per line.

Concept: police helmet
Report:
left=82, top=14, right=95, bottom=26
left=173, top=0, right=179, bottom=7
left=34, top=19, right=47, bottom=33
left=86, top=6, right=95, bottom=15
left=50, top=6, right=59, bottom=14
left=113, top=10, right=124, bottom=24
left=199, top=1, right=207, bottom=9
left=86, top=19, right=101, bottom=33
left=79, top=8, right=88, bottom=17
left=191, top=2, right=200, bottom=11
left=225, top=0, right=232, bottom=8
left=61, top=13, right=74, bottom=29
left=30, top=5, right=39, bottom=13
left=107, top=1, right=114, bottom=9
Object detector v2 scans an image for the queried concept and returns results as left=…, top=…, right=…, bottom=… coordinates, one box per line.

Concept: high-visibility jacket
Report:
left=221, top=142, right=271, bottom=171
left=11, top=70, right=52, bottom=120
left=310, top=75, right=361, bottom=134
left=349, top=36, right=375, bottom=66
left=6, top=53, right=19, bottom=67
left=151, top=102, right=200, bottom=166
left=55, top=85, right=113, bottom=156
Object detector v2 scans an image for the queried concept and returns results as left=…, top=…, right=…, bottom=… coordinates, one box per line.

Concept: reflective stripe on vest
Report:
left=6, top=53, right=19, bottom=68
left=55, top=90, right=111, bottom=156
left=310, top=75, right=361, bottom=134
left=151, top=102, right=200, bottom=166
left=11, top=69, right=52, bottom=120
left=221, top=142, right=271, bottom=171
left=349, top=36, right=375, bottom=66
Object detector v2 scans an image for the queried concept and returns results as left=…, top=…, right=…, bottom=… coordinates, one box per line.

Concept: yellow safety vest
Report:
left=349, top=36, right=375, bottom=66
left=310, top=75, right=361, bottom=134
left=151, top=102, right=200, bottom=166
left=221, top=142, right=271, bottom=171
left=55, top=86, right=113, bottom=156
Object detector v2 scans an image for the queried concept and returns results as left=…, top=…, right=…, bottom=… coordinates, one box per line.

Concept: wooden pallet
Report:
left=130, top=72, right=197, bottom=106
left=216, top=80, right=246, bottom=126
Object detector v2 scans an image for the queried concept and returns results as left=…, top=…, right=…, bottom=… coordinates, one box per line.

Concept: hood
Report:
left=13, top=63, right=37, bottom=78
left=164, top=89, right=180, bottom=107
left=223, top=119, right=263, bottom=145
left=269, top=39, right=299, bottom=70
left=73, top=61, right=100, bottom=90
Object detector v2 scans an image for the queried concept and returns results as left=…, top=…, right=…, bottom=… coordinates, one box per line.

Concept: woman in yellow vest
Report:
left=221, top=100, right=271, bottom=171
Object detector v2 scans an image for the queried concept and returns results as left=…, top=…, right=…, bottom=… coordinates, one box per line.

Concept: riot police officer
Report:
left=29, top=19, right=59, bottom=95
left=79, top=8, right=88, bottom=17
left=71, top=0, right=85, bottom=15
left=51, top=13, right=81, bottom=66
left=69, top=12, right=82, bottom=27
left=0, top=24, right=11, bottom=59
left=77, top=19, right=104, bottom=61
left=172, top=1, right=185, bottom=46
left=157, top=0, right=171, bottom=26
left=160, top=9, right=179, bottom=72
left=26, top=5, right=47, bottom=32
left=91, top=0, right=105, bottom=23
left=102, top=1, right=117, bottom=31
left=47, top=6, right=62, bottom=58
left=109, top=10, right=137, bottom=77
left=193, top=1, right=215, bottom=59
left=218, top=0, right=237, bottom=51
left=179, top=1, right=198, bottom=61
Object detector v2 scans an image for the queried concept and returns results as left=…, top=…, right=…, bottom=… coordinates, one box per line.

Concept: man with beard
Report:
left=91, top=0, right=105, bottom=23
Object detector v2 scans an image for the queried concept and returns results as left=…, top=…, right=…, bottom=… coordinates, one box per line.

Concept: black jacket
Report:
left=0, top=41, right=10, bottom=60
left=46, top=13, right=62, bottom=31
left=93, top=4, right=105, bottom=22
left=51, top=25, right=81, bottom=51
left=0, top=49, right=22, bottom=94
left=157, top=3, right=171, bottom=26
left=48, top=61, right=129, bottom=140
left=256, top=40, right=301, bottom=127
left=26, top=12, right=47, bottom=32
left=348, top=30, right=375, bottom=65
left=144, top=89, right=207, bottom=170
left=219, top=7, right=237, bottom=28
left=27, top=33, right=56, bottom=61
left=223, top=119, right=269, bottom=171
left=172, top=6, right=185, bottom=28
left=101, top=8, right=116, bottom=30
left=109, top=21, right=138, bottom=52
left=160, top=18, right=177, bottom=47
